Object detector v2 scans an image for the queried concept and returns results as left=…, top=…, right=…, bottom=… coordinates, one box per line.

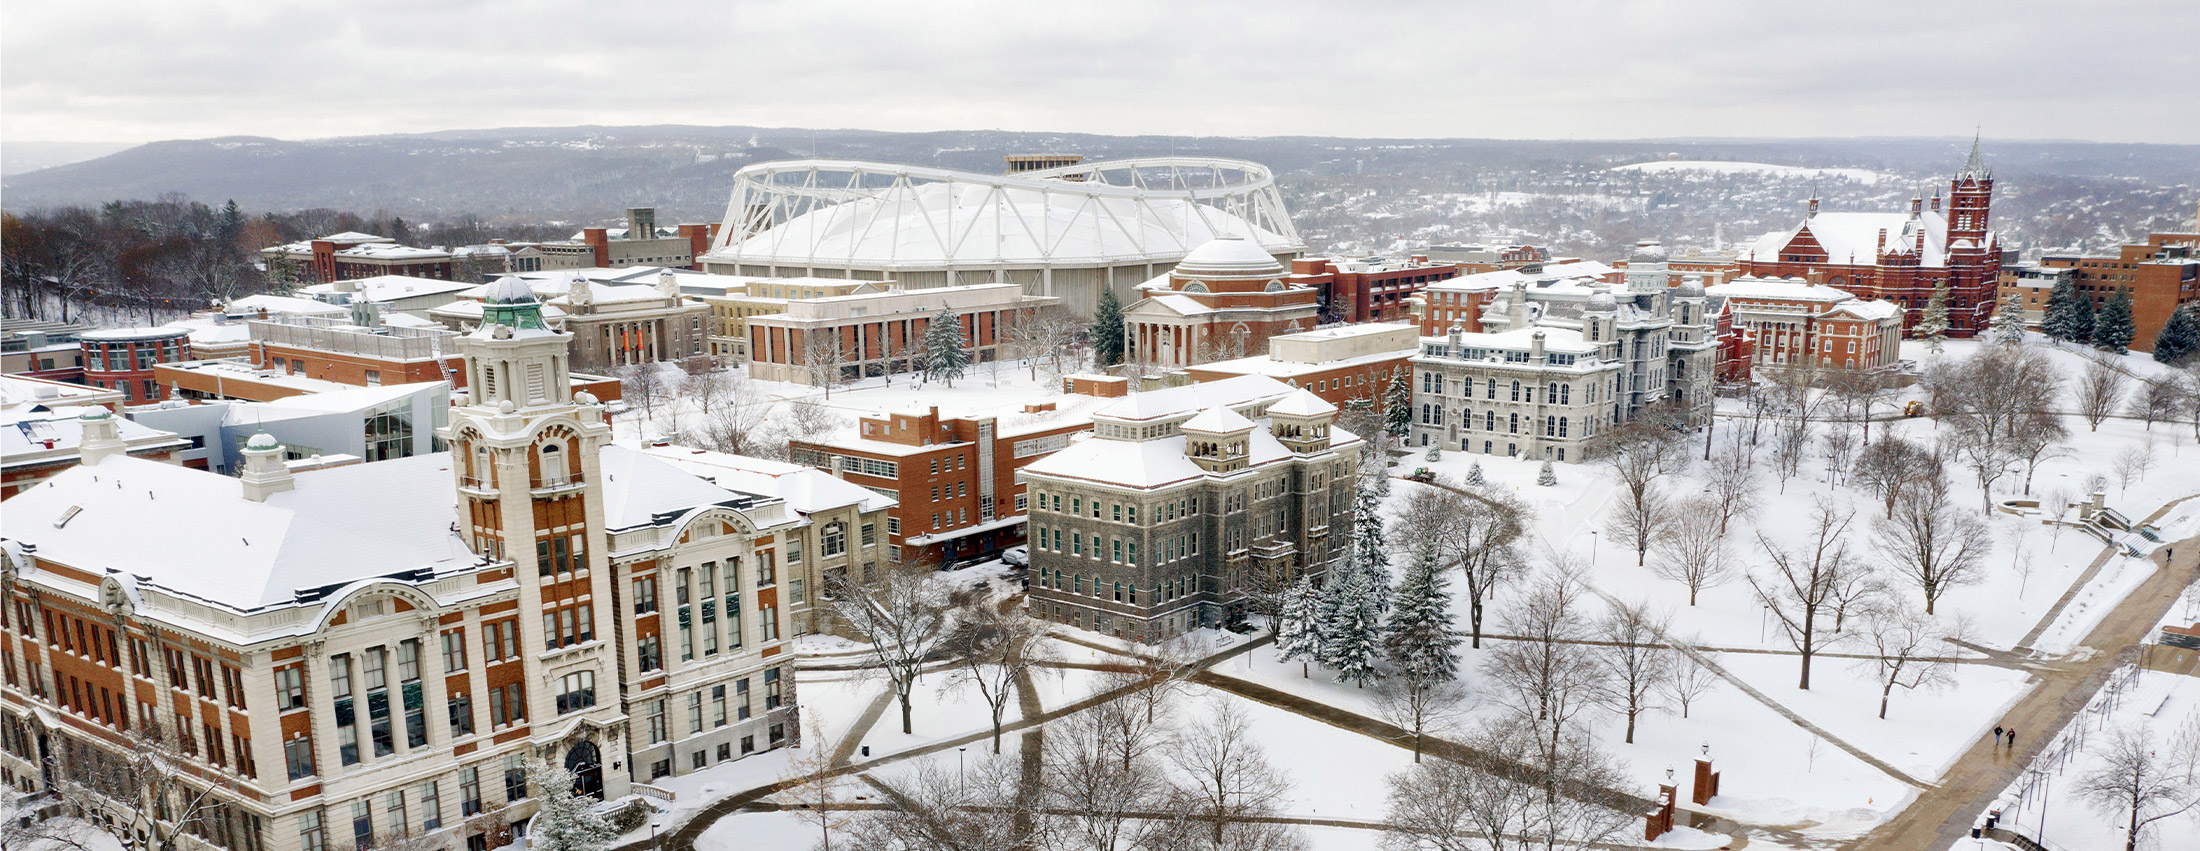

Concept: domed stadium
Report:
left=700, top=157, right=1304, bottom=317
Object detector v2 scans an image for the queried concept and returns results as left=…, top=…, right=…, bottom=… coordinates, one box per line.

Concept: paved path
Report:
left=829, top=687, right=897, bottom=767
left=1845, top=529, right=2198, bottom=850
left=2014, top=494, right=2195, bottom=652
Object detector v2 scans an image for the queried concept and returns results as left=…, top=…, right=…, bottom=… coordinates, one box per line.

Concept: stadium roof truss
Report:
left=706, top=157, right=1302, bottom=269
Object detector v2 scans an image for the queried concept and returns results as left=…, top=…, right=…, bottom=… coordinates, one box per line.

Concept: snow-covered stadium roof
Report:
left=704, top=157, right=1303, bottom=270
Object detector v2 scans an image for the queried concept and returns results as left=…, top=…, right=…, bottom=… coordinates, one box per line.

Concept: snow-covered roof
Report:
left=301, top=275, right=473, bottom=303
left=1827, top=300, right=1903, bottom=321
left=335, top=243, right=451, bottom=261
left=597, top=444, right=774, bottom=531
left=321, top=231, right=393, bottom=243
left=1425, top=325, right=1601, bottom=355
left=1705, top=277, right=1859, bottom=303
left=1181, top=406, right=1255, bottom=434
left=1187, top=348, right=1406, bottom=380
left=2, top=407, right=186, bottom=469
left=1427, top=260, right=1618, bottom=293
left=1, top=453, right=472, bottom=609
left=639, top=445, right=896, bottom=514
left=705, top=158, right=1301, bottom=269
left=0, top=375, right=116, bottom=409
left=1748, top=211, right=1953, bottom=268
left=1175, top=237, right=1286, bottom=277
left=1267, top=389, right=1338, bottom=418
left=1090, top=375, right=1297, bottom=423
left=78, top=327, right=190, bottom=342
left=226, top=294, right=349, bottom=317
left=1022, top=420, right=1360, bottom=490
left=1141, top=294, right=1216, bottom=316
left=249, top=382, right=445, bottom=418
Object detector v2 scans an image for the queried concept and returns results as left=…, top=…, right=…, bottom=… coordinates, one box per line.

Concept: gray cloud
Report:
left=4, top=0, right=2194, bottom=144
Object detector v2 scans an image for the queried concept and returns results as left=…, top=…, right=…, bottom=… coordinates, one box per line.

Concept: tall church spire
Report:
left=1958, top=130, right=1989, bottom=180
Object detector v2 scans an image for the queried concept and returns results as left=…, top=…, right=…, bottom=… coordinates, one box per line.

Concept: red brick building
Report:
left=788, top=405, right=1092, bottom=566
left=1183, top=322, right=1417, bottom=408
left=1739, top=139, right=2001, bottom=337
left=2017, top=232, right=2200, bottom=351
left=1122, top=237, right=1321, bottom=368
left=78, top=326, right=191, bottom=403
left=1706, top=275, right=1903, bottom=371
left=1285, top=256, right=1460, bottom=324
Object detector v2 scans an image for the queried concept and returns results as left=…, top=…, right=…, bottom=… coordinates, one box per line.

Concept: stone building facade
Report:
left=1020, top=376, right=1359, bottom=642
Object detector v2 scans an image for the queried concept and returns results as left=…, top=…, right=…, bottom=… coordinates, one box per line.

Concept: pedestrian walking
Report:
left=1993, top=725, right=2004, bottom=745
left=2006, top=728, right=2017, bottom=749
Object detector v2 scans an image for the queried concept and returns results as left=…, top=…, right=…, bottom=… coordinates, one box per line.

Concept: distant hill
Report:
left=2, top=141, right=139, bottom=177
left=4, top=125, right=2194, bottom=256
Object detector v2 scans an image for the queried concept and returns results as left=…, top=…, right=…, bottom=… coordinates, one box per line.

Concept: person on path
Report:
left=1993, top=725, right=2004, bottom=745
left=2006, top=728, right=2017, bottom=749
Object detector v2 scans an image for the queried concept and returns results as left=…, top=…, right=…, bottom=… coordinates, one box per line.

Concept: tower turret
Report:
left=1181, top=406, right=1255, bottom=474
left=1267, top=390, right=1338, bottom=455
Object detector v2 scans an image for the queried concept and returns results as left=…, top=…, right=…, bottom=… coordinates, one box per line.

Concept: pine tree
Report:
left=1090, top=288, right=1126, bottom=367
left=1351, top=480, right=1392, bottom=617
left=523, top=759, right=617, bottom=851
left=1913, top=283, right=1951, bottom=353
left=1464, top=461, right=1485, bottom=487
left=1383, top=543, right=1460, bottom=682
left=1274, top=576, right=1324, bottom=678
left=2043, top=275, right=2094, bottom=345
left=1425, top=444, right=1442, bottom=462
left=2095, top=288, right=2136, bottom=354
left=1383, top=369, right=1413, bottom=438
left=1990, top=292, right=2029, bottom=346
left=1537, top=460, right=1557, bottom=486
left=389, top=216, right=411, bottom=246
left=921, top=305, right=970, bottom=386
left=2154, top=304, right=2200, bottom=365
left=1319, top=569, right=1383, bottom=688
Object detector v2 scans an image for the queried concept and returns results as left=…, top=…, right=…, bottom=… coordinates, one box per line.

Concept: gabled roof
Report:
left=639, top=445, right=896, bottom=514
left=1751, top=211, right=1951, bottom=267
left=1267, top=389, right=1338, bottom=417
left=1090, top=375, right=1296, bottom=422
left=1181, top=406, right=1255, bottom=434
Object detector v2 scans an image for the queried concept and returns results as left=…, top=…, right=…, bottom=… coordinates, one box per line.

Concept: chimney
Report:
left=1876, top=229, right=1887, bottom=252
left=583, top=228, right=610, bottom=268
left=1530, top=330, right=1546, bottom=360
left=78, top=410, right=125, bottom=466
left=238, top=432, right=295, bottom=502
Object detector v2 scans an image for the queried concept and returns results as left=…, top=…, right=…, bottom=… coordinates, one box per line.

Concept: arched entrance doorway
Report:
left=564, top=740, right=603, bottom=800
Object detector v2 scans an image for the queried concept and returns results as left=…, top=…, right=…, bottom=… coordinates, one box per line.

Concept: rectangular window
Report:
left=688, top=692, right=703, bottom=734
left=761, top=605, right=780, bottom=641
left=442, top=630, right=467, bottom=672
left=765, top=668, right=783, bottom=710
left=448, top=693, right=475, bottom=737
left=736, top=679, right=752, bottom=720
left=504, top=755, right=528, bottom=803
left=351, top=801, right=372, bottom=850
left=386, top=790, right=407, bottom=838
left=647, top=698, right=667, bottom=744
left=397, top=640, right=420, bottom=683
left=460, top=768, right=482, bottom=816
left=285, top=736, right=316, bottom=779
left=633, top=577, right=658, bottom=613
left=419, top=781, right=441, bottom=831
left=299, top=811, right=326, bottom=851
left=275, top=666, right=306, bottom=711
left=639, top=635, right=662, bottom=672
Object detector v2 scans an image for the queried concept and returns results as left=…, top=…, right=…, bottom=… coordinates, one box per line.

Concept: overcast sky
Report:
left=4, top=0, right=2195, bottom=145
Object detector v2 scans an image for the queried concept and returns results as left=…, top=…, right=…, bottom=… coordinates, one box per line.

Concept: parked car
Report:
left=1001, top=545, right=1030, bottom=567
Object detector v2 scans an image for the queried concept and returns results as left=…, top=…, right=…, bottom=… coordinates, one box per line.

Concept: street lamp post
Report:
left=1589, top=530, right=1599, bottom=562
left=650, top=818, right=663, bottom=851
left=958, top=746, right=967, bottom=793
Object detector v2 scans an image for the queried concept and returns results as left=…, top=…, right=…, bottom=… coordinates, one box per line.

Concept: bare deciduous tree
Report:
left=680, top=367, right=729, bottom=417
left=1818, top=425, right=1857, bottom=488
left=942, top=601, right=1056, bottom=753
left=802, top=330, right=850, bottom=398
left=1651, top=496, right=1733, bottom=605
left=1930, top=345, right=2063, bottom=511
left=1749, top=497, right=1860, bottom=689
left=1164, top=697, right=1302, bottom=850
left=1853, top=603, right=1956, bottom=720
left=1595, top=601, right=1673, bottom=744
left=845, top=750, right=1029, bottom=851
left=2114, top=442, right=2157, bottom=498
left=1874, top=467, right=1992, bottom=615
left=2069, top=721, right=2200, bottom=851
left=1042, top=698, right=1178, bottom=851
left=48, top=727, right=251, bottom=851
left=1663, top=646, right=1720, bottom=719
left=1398, top=483, right=1526, bottom=648
left=1603, top=481, right=1672, bottom=567
left=2076, top=355, right=2130, bottom=432
left=1372, top=673, right=1470, bottom=763
left=1591, top=420, right=1683, bottom=525
left=618, top=362, right=667, bottom=421
left=2132, top=373, right=2188, bottom=431
left=2007, top=410, right=2071, bottom=496
left=783, top=718, right=859, bottom=851
left=1704, top=435, right=1759, bottom=534
left=1482, top=563, right=1611, bottom=757
left=829, top=560, right=953, bottom=734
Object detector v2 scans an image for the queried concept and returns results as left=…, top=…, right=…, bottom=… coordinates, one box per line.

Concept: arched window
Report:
left=539, top=443, right=566, bottom=484
left=1544, top=416, right=1556, bottom=437
left=1265, top=279, right=1285, bottom=293
left=1182, top=281, right=1210, bottom=293
left=1485, top=411, right=1496, bottom=430
left=1510, top=380, right=1521, bottom=401
left=1560, top=385, right=1571, bottom=404
left=1508, top=413, right=1519, bottom=433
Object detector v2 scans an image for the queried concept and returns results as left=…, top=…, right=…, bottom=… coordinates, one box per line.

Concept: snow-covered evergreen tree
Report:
left=1383, top=542, right=1460, bottom=682
left=1351, top=479, right=1392, bottom=616
left=1425, top=444, right=1442, bottom=462
left=2095, top=287, right=2135, bottom=354
left=2154, top=304, right=2200, bottom=365
left=2043, top=275, right=2094, bottom=345
left=921, top=305, right=971, bottom=386
left=1464, top=460, right=1485, bottom=487
left=1320, top=569, right=1383, bottom=688
left=1274, top=575, right=1324, bottom=677
left=1991, top=292, right=2028, bottom=346
left=523, top=759, right=617, bottom=851
left=1090, top=288, right=1126, bottom=366
left=1383, top=369, right=1413, bottom=438
left=1913, top=283, right=1951, bottom=354
left=1537, top=460, right=1557, bottom=486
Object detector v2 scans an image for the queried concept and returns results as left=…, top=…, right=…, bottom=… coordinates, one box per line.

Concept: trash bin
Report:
left=1972, top=828, right=1982, bottom=839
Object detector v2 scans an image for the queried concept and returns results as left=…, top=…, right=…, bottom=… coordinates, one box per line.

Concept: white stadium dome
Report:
left=701, top=157, right=1304, bottom=317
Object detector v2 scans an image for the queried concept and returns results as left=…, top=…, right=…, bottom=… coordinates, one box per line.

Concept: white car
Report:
left=1001, top=545, right=1030, bottom=567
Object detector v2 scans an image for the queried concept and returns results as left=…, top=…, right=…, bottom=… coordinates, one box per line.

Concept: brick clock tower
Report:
left=444, top=277, right=628, bottom=800
left=1944, top=133, right=1999, bottom=334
